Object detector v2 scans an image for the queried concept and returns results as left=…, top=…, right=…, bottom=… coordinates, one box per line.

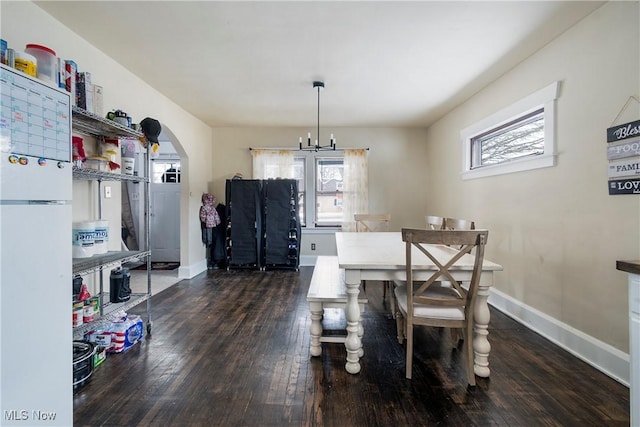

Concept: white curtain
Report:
left=251, top=149, right=294, bottom=179
left=341, top=149, right=369, bottom=231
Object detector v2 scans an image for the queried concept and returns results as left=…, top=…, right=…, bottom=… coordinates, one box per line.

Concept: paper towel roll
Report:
left=122, top=157, right=134, bottom=175
left=72, top=221, right=95, bottom=258
left=93, top=220, right=109, bottom=255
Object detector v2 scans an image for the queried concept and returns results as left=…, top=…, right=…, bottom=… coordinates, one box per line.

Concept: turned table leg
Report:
left=473, top=273, right=493, bottom=378
left=344, top=270, right=362, bottom=374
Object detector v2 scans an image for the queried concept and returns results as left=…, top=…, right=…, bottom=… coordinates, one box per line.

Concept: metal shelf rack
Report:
left=71, top=107, right=153, bottom=340
left=71, top=106, right=143, bottom=139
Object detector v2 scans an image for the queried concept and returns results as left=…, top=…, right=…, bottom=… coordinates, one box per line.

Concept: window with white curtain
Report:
left=251, top=148, right=368, bottom=229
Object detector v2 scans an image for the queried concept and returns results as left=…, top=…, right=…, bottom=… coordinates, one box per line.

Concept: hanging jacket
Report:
left=200, top=193, right=221, bottom=229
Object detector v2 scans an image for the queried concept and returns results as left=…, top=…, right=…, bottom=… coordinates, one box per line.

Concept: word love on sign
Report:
left=607, top=119, right=640, bottom=143
left=609, top=178, right=640, bottom=195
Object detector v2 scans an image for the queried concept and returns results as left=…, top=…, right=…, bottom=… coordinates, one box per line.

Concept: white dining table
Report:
left=335, top=231, right=503, bottom=375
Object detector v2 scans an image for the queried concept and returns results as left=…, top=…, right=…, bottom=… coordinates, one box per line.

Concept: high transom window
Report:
left=470, top=108, right=544, bottom=169
left=461, top=81, right=559, bottom=180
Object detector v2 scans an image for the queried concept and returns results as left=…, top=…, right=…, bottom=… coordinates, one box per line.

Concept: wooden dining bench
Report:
left=307, top=256, right=368, bottom=357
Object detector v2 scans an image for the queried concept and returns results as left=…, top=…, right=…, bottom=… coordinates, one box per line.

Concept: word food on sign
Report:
left=607, top=138, right=640, bottom=160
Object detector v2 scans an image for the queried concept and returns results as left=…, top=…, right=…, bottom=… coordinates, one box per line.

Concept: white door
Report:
left=149, top=164, right=181, bottom=262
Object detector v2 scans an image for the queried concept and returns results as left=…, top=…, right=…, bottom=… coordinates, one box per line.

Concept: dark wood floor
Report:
left=74, top=267, right=629, bottom=426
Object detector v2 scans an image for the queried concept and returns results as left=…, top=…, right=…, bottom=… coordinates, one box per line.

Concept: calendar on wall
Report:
left=0, top=64, right=71, bottom=163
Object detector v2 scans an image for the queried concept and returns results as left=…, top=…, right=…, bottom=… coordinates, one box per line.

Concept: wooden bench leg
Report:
left=309, top=302, right=323, bottom=357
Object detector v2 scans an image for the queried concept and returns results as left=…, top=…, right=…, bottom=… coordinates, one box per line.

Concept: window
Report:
left=293, top=153, right=345, bottom=227
left=315, top=157, right=344, bottom=226
left=471, top=108, right=544, bottom=168
left=152, top=160, right=180, bottom=183
left=252, top=148, right=367, bottom=230
left=293, top=157, right=306, bottom=226
left=461, top=81, right=560, bottom=179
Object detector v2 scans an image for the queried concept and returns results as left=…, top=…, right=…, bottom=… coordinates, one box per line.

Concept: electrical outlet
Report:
left=104, top=186, right=111, bottom=198
left=311, top=243, right=316, bottom=251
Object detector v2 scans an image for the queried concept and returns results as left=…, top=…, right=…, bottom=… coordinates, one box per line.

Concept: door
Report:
left=150, top=162, right=180, bottom=262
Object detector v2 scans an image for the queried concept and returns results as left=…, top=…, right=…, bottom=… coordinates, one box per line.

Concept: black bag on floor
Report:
left=110, top=267, right=131, bottom=303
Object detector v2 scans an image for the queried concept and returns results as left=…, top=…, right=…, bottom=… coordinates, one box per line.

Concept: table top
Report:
left=335, top=232, right=503, bottom=271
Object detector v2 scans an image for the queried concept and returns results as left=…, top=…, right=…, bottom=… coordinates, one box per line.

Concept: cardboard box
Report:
left=76, top=72, right=93, bottom=113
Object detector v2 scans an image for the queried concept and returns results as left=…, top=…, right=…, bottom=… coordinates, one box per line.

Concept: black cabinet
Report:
left=263, top=179, right=301, bottom=269
left=225, top=179, right=300, bottom=270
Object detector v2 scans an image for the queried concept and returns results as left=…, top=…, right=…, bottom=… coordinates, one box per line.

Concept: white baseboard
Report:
left=488, top=287, right=630, bottom=387
left=178, top=259, right=207, bottom=279
left=300, top=255, right=317, bottom=267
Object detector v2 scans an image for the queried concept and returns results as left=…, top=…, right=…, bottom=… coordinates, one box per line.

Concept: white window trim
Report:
left=461, top=81, right=560, bottom=180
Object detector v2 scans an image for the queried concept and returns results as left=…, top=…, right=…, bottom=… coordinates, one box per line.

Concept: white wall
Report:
left=425, top=1, right=639, bottom=382
left=1, top=1, right=214, bottom=277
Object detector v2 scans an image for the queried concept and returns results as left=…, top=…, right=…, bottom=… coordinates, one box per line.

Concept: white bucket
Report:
left=93, top=220, right=109, bottom=255
left=122, top=157, right=135, bottom=175
left=72, top=221, right=95, bottom=258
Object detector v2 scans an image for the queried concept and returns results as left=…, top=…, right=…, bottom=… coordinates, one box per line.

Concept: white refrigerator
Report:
left=0, top=64, right=73, bottom=425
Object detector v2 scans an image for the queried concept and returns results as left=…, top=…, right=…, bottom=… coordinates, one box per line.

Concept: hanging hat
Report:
left=140, top=117, right=161, bottom=143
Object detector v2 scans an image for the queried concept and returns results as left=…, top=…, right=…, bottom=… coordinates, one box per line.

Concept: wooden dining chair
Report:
left=354, top=213, right=392, bottom=299
left=354, top=213, right=391, bottom=232
left=393, top=228, right=488, bottom=385
left=425, top=215, right=445, bottom=230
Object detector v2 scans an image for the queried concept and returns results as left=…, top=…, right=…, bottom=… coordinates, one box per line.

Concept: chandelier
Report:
left=299, top=81, right=336, bottom=151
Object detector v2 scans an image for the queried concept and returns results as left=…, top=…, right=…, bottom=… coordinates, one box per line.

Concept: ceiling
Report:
left=35, top=1, right=603, bottom=129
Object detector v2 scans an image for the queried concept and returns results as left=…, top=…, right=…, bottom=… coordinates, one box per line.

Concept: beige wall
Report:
left=211, top=127, right=429, bottom=254
left=425, top=1, right=639, bottom=353
left=1, top=1, right=214, bottom=274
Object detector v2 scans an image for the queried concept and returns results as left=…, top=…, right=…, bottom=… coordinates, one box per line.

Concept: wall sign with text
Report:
left=607, top=119, right=640, bottom=143
left=607, top=119, right=640, bottom=195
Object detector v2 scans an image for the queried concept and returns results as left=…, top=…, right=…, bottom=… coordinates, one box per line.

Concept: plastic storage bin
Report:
left=25, top=44, right=56, bottom=84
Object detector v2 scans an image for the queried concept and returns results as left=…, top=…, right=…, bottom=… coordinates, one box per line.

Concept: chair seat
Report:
left=394, top=285, right=464, bottom=321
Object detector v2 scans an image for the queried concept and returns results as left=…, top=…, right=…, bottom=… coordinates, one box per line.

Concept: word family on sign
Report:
left=607, top=119, right=640, bottom=195
left=608, top=158, right=640, bottom=178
